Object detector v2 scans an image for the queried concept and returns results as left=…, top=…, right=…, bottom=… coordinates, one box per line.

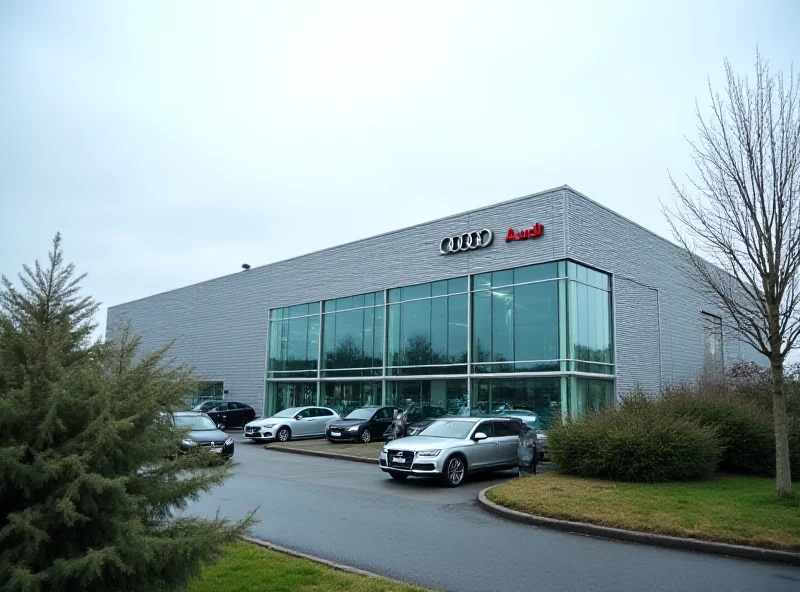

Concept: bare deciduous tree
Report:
left=664, top=52, right=800, bottom=499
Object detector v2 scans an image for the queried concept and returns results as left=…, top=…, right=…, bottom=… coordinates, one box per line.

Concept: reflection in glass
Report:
left=268, top=311, right=319, bottom=376
left=321, top=298, right=384, bottom=372
left=569, top=378, right=614, bottom=415
left=322, top=382, right=382, bottom=417
left=471, top=378, right=561, bottom=429
left=266, top=382, right=317, bottom=415
left=471, top=279, right=559, bottom=370
left=569, top=280, right=612, bottom=365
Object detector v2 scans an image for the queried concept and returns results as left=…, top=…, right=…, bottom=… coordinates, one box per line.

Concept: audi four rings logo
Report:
left=440, top=229, right=493, bottom=255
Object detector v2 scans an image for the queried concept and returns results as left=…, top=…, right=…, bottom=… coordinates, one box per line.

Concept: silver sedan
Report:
left=244, top=406, right=340, bottom=442
left=379, top=417, right=521, bottom=487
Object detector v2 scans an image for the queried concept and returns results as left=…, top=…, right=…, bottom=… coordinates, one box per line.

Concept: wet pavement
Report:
left=183, top=433, right=800, bottom=592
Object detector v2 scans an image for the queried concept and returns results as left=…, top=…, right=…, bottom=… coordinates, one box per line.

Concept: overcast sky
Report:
left=1, top=1, right=798, bottom=340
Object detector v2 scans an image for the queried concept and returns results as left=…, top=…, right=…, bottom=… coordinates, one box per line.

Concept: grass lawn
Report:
left=487, top=473, right=800, bottom=551
left=188, top=541, right=428, bottom=592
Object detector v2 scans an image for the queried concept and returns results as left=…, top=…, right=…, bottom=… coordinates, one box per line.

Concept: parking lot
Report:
left=182, top=432, right=800, bottom=592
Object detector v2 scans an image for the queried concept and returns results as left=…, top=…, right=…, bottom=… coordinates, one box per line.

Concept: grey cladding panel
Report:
left=565, top=188, right=764, bottom=390
left=614, top=278, right=660, bottom=395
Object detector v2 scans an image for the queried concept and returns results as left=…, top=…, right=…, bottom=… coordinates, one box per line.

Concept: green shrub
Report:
left=661, top=389, right=775, bottom=476
left=549, top=396, right=722, bottom=482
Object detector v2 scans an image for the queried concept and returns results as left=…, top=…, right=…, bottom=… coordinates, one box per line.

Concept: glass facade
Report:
left=322, top=381, right=382, bottom=417
left=567, top=262, right=613, bottom=375
left=386, top=379, right=468, bottom=416
left=268, top=303, right=320, bottom=378
left=472, top=263, right=560, bottom=373
left=387, top=278, right=468, bottom=375
left=264, top=261, right=615, bottom=418
left=701, top=312, right=724, bottom=380
left=322, top=292, right=384, bottom=377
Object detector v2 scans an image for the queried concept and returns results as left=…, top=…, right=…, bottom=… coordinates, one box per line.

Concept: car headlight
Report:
left=181, top=438, right=196, bottom=447
left=225, top=437, right=234, bottom=446
left=416, top=449, right=441, bottom=457
left=348, top=426, right=360, bottom=432
left=263, top=424, right=276, bottom=428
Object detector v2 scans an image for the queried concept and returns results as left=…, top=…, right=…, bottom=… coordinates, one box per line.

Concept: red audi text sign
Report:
left=506, top=223, right=544, bottom=242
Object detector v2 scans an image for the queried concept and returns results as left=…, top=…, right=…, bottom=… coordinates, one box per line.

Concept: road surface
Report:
left=183, top=434, right=800, bottom=592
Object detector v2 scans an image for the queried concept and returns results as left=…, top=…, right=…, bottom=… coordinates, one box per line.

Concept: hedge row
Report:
left=549, top=387, right=800, bottom=482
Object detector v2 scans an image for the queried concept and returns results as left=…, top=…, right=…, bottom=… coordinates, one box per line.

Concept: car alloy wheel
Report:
left=277, top=427, right=291, bottom=442
left=445, top=456, right=465, bottom=487
left=360, top=428, right=372, bottom=443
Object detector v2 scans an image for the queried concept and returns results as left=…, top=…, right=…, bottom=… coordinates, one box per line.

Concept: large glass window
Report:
left=471, top=377, right=561, bottom=429
left=386, top=379, right=467, bottom=420
left=265, top=260, right=616, bottom=421
left=472, top=262, right=560, bottom=373
left=701, top=312, right=724, bottom=380
left=387, top=279, right=468, bottom=375
left=568, top=378, right=614, bottom=415
left=266, top=382, right=317, bottom=416
left=268, top=305, right=320, bottom=378
left=567, top=263, right=613, bottom=374
left=321, top=291, right=384, bottom=377
left=322, top=381, right=382, bottom=417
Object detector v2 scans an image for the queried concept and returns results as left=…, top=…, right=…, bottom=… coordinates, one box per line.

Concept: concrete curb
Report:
left=240, top=536, right=386, bottom=579
left=477, top=486, right=800, bottom=567
left=265, top=444, right=378, bottom=465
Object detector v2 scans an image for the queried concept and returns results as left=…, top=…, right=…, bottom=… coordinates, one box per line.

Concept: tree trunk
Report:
left=771, top=357, right=793, bottom=499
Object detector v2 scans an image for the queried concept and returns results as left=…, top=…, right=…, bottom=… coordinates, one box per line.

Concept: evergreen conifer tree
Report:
left=0, top=235, right=250, bottom=591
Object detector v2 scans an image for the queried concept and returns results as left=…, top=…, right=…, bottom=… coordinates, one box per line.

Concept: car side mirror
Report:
left=217, top=423, right=225, bottom=430
left=473, top=432, right=488, bottom=441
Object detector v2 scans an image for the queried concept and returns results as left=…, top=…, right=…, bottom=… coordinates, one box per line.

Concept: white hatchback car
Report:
left=244, top=406, right=340, bottom=442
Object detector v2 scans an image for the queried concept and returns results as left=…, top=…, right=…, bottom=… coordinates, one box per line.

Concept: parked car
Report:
left=172, top=411, right=234, bottom=459
left=379, top=417, right=521, bottom=486
left=384, top=407, right=451, bottom=440
left=198, top=401, right=257, bottom=429
left=403, top=405, right=448, bottom=423
left=192, top=399, right=223, bottom=413
left=497, top=411, right=550, bottom=461
left=244, top=406, right=340, bottom=442
left=326, top=405, right=399, bottom=443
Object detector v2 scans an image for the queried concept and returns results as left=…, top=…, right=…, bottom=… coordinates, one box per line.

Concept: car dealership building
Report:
left=106, top=186, right=761, bottom=427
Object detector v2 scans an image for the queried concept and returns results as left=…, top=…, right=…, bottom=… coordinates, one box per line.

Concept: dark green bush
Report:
left=549, top=395, right=722, bottom=482
left=661, top=388, right=775, bottom=476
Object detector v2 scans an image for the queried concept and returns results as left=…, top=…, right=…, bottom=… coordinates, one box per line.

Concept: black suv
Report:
left=325, top=406, right=399, bottom=443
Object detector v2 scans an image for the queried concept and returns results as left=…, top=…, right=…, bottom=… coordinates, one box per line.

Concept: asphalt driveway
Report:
left=182, top=433, right=800, bottom=592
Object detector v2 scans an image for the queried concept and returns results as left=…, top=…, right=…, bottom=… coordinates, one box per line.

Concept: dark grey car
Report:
left=173, top=411, right=234, bottom=459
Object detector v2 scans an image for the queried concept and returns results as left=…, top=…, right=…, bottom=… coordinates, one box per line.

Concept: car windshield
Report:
left=193, top=400, right=220, bottom=412
left=272, top=408, right=303, bottom=418
left=345, top=408, right=376, bottom=420
left=174, top=415, right=217, bottom=430
left=417, top=420, right=477, bottom=439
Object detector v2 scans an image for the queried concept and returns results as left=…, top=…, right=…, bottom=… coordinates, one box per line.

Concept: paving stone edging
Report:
left=241, top=536, right=385, bottom=579
left=477, top=486, right=800, bottom=567
left=265, top=444, right=378, bottom=464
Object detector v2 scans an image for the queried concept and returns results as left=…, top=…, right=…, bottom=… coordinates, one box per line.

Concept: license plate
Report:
left=393, top=456, right=406, bottom=463
left=331, top=431, right=341, bottom=437
left=210, top=446, right=223, bottom=453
